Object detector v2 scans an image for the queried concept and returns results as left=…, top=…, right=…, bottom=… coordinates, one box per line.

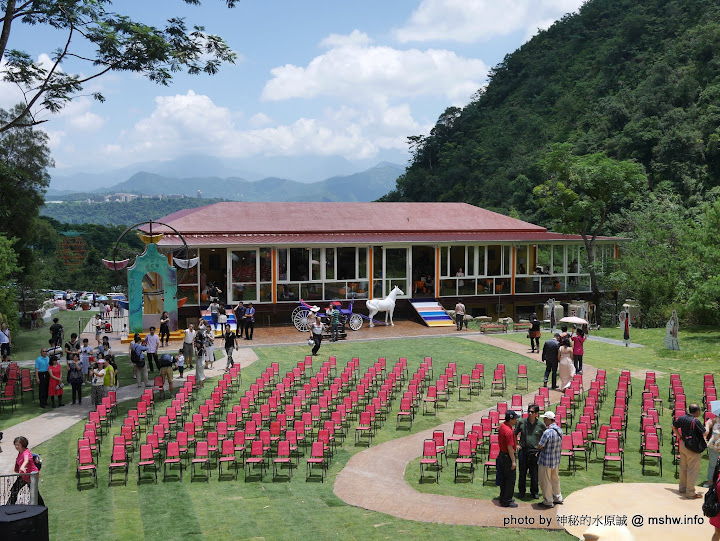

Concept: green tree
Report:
left=0, top=0, right=237, bottom=132
left=685, top=196, right=720, bottom=324
left=0, top=235, right=19, bottom=331
left=533, top=143, right=647, bottom=323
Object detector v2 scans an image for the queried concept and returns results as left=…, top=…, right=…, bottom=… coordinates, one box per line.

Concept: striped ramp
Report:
left=409, top=299, right=456, bottom=327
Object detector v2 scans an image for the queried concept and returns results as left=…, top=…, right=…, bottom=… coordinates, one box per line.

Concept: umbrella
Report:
left=560, top=316, right=588, bottom=325
left=96, top=295, right=109, bottom=301
left=711, top=400, right=720, bottom=417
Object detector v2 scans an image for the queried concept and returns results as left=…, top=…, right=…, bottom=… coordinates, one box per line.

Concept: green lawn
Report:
left=407, top=326, right=718, bottom=500
left=34, top=337, right=572, bottom=541
left=12, top=309, right=92, bottom=362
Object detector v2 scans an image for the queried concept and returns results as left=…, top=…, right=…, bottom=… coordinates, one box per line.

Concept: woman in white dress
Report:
left=558, top=337, right=576, bottom=390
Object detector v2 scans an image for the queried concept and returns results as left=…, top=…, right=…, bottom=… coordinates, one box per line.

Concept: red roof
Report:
left=153, top=202, right=546, bottom=235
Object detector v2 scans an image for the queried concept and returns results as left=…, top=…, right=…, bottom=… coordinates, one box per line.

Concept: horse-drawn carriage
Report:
left=291, top=297, right=365, bottom=332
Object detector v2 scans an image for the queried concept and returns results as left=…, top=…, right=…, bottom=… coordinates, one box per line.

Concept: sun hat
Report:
left=310, top=306, right=320, bottom=312
left=542, top=411, right=555, bottom=420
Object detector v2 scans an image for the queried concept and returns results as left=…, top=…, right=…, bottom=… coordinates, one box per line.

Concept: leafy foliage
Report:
left=0, top=0, right=237, bottom=132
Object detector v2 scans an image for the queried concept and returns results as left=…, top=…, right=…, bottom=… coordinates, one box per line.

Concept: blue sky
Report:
left=1, top=0, right=585, bottom=175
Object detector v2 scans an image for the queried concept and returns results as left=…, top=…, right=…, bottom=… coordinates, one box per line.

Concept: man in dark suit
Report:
left=542, top=333, right=561, bottom=389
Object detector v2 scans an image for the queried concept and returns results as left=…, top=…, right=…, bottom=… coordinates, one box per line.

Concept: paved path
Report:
left=0, top=348, right=258, bottom=470
left=334, top=334, right=598, bottom=530
left=586, top=335, right=645, bottom=348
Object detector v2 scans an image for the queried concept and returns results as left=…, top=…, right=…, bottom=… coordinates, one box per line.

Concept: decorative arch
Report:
left=128, top=243, right=178, bottom=334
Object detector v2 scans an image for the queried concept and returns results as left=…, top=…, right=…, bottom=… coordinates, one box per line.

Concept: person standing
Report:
left=80, top=338, right=93, bottom=384
left=67, top=353, right=84, bottom=405
left=64, top=332, right=80, bottom=364
left=542, top=333, right=561, bottom=389
left=157, top=353, right=174, bottom=396
left=454, top=299, right=466, bottom=331
left=218, top=304, right=228, bottom=336
left=558, top=337, right=575, bottom=390
left=183, top=324, right=196, bottom=369
left=145, top=326, right=160, bottom=373
left=93, top=313, right=103, bottom=346
left=47, top=355, right=65, bottom=408
left=90, top=359, right=107, bottom=406
left=497, top=410, right=519, bottom=508
left=529, top=314, right=541, bottom=353
left=208, top=300, right=220, bottom=335
left=0, top=322, right=11, bottom=360
left=194, top=330, right=206, bottom=390
left=35, top=347, right=50, bottom=409
left=159, top=311, right=171, bottom=347
left=205, top=331, right=215, bottom=369
left=234, top=302, right=246, bottom=339
left=328, top=303, right=340, bottom=342
left=223, top=324, right=238, bottom=371
left=310, top=318, right=323, bottom=356
left=131, top=335, right=149, bottom=389
left=571, top=328, right=586, bottom=375
left=672, top=404, right=706, bottom=499
left=243, top=302, right=255, bottom=340
left=176, top=348, right=185, bottom=379
left=30, top=310, right=38, bottom=330
left=103, top=355, right=115, bottom=394
left=6, top=436, right=44, bottom=506
left=514, top=404, right=544, bottom=499
left=705, top=415, right=720, bottom=487
left=537, top=411, right=564, bottom=508
left=49, top=317, right=63, bottom=349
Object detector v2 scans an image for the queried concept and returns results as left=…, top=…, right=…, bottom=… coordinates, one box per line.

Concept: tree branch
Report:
left=0, top=0, right=16, bottom=63
left=0, top=26, right=73, bottom=133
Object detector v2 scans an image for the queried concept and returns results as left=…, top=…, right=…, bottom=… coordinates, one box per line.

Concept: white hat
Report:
left=310, top=306, right=320, bottom=312
left=542, top=411, right=555, bottom=420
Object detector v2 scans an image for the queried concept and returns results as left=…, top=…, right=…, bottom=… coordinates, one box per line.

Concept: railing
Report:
left=0, top=472, right=39, bottom=506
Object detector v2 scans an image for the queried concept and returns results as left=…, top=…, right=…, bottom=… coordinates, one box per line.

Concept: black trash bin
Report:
left=0, top=505, right=49, bottom=541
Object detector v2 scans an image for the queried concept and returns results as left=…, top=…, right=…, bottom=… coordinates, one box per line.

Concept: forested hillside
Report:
left=383, top=0, right=720, bottom=325
left=383, top=0, right=720, bottom=218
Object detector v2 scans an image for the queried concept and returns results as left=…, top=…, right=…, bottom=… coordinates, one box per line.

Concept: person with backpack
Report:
left=6, top=436, right=44, bottom=506
left=130, top=334, right=149, bottom=389
left=672, top=403, right=707, bottom=499
left=707, top=458, right=720, bottom=533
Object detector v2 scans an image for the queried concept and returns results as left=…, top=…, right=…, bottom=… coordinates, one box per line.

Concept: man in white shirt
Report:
left=183, top=324, right=196, bottom=369
left=454, top=299, right=466, bottom=331
left=145, top=326, right=160, bottom=373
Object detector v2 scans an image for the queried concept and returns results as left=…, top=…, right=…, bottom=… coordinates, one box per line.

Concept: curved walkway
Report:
left=0, top=348, right=258, bottom=470
left=334, top=335, right=597, bottom=530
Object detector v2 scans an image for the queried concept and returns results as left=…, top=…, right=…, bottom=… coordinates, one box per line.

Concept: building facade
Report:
left=153, top=202, right=619, bottom=322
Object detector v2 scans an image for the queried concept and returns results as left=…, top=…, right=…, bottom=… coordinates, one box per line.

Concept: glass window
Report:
left=358, top=248, right=368, bottom=279
left=311, top=248, right=321, bottom=281
left=467, top=246, right=475, bottom=276
left=325, top=248, right=335, bottom=280
left=385, top=248, right=407, bottom=278
left=568, top=245, right=583, bottom=273
left=277, top=283, right=299, bottom=301
left=232, top=250, right=256, bottom=283
left=176, top=249, right=199, bottom=286
left=278, top=249, right=288, bottom=281
left=487, top=245, right=501, bottom=276
left=502, top=246, right=511, bottom=275
left=301, top=283, right=323, bottom=300
left=440, top=247, right=449, bottom=277
left=290, top=248, right=309, bottom=281
left=337, top=248, right=356, bottom=280
left=373, top=246, right=382, bottom=279
left=260, top=248, right=272, bottom=282
left=516, top=245, right=527, bottom=275
left=552, top=245, right=564, bottom=274
left=450, top=246, right=465, bottom=278
left=536, top=245, right=551, bottom=274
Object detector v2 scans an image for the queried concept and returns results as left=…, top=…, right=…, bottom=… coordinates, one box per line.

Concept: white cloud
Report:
left=248, top=112, right=273, bottom=128
left=110, top=90, right=422, bottom=163
left=261, top=31, right=488, bottom=104
left=394, top=0, right=585, bottom=43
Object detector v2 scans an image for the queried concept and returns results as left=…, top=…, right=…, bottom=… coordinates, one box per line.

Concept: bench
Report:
left=513, top=322, right=531, bottom=332
left=481, top=324, right=508, bottom=334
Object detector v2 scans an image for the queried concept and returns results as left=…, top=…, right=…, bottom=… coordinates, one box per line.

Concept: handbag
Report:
left=307, top=338, right=314, bottom=346
left=56, top=382, right=64, bottom=390
left=703, top=483, right=720, bottom=518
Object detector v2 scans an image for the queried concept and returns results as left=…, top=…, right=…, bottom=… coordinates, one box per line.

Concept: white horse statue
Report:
left=366, top=286, right=404, bottom=327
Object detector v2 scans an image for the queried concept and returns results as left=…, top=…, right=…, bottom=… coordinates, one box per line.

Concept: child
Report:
left=176, top=348, right=185, bottom=378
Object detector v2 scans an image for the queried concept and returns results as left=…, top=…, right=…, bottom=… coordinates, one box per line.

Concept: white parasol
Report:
left=559, top=316, right=588, bottom=325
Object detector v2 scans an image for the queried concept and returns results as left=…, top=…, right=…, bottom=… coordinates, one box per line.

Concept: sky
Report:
left=1, top=0, right=586, bottom=176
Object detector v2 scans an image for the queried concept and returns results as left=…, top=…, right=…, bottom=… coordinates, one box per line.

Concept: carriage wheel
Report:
left=293, top=309, right=312, bottom=332
left=348, top=314, right=363, bottom=331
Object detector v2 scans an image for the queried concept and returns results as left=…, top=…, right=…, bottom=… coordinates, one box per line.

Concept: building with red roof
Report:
left=153, top=202, right=619, bottom=323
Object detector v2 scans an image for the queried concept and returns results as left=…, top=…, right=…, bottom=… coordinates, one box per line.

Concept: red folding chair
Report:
left=137, top=443, right=157, bottom=483
left=420, top=439, right=440, bottom=483
left=454, top=440, right=474, bottom=483
left=163, top=442, right=183, bottom=481
left=108, top=444, right=128, bottom=486
left=218, top=438, right=239, bottom=480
